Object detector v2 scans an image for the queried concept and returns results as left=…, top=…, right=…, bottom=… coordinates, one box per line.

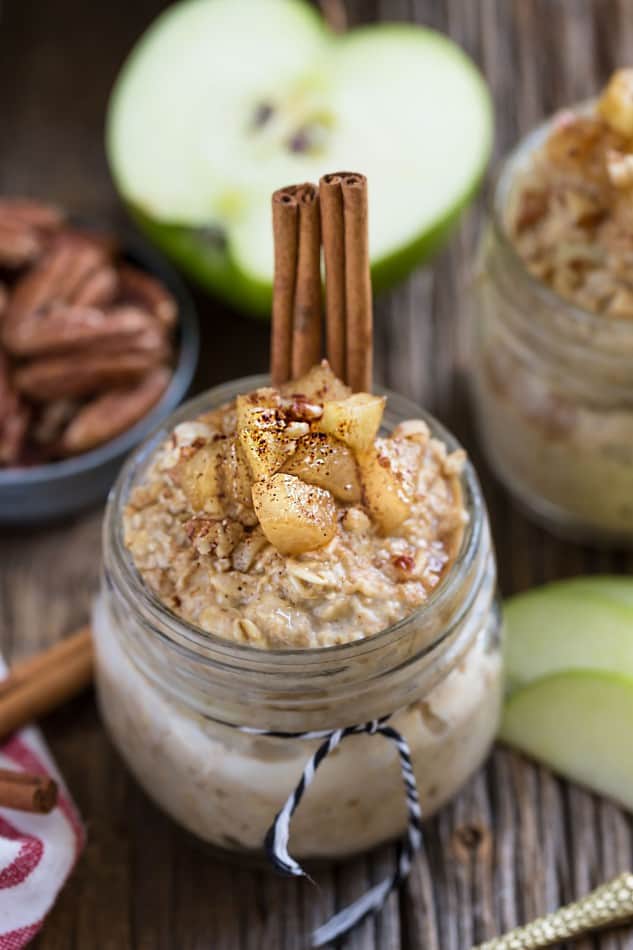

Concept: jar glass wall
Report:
left=471, top=116, right=633, bottom=545
left=93, top=378, right=502, bottom=860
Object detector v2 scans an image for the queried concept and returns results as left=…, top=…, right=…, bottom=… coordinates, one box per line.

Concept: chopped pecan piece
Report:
left=185, top=516, right=244, bottom=558
left=59, top=367, right=170, bottom=454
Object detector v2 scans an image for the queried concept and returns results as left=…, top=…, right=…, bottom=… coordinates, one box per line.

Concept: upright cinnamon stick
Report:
left=291, top=184, right=322, bottom=378
left=271, top=187, right=300, bottom=386
left=341, top=173, right=372, bottom=392
left=319, top=173, right=348, bottom=379
left=271, top=171, right=372, bottom=389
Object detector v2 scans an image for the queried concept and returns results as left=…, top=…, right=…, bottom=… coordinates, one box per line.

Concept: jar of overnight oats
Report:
left=93, top=373, right=502, bottom=860
left=472, top=81, right=633, bottom=545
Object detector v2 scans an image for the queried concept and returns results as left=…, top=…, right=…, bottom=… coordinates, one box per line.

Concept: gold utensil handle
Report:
left=474, top=872, right=633, bottom=949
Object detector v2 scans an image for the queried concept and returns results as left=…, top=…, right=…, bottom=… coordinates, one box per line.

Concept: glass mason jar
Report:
left=93, top=377, right=502, bottom=861
left=472, top=113, right=633, bottom=546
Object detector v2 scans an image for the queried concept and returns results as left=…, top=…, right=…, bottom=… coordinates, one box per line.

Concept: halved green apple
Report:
left=106, top=0, right=492, bottom=314
left=500, top=671, right=633, bottom=811
left=505, top=576, right=633, bottom=691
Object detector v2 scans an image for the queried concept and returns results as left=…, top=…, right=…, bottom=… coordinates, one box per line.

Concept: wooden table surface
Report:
left=2, top=1, right=633, bottom=947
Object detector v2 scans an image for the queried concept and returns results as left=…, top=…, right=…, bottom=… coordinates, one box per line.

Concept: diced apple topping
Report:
left=236, top=391, right=297, bottom=479
left=169, top=367, right=442, bottom=558
left=598, top=68, right=633, bottom=136
left=282, top=360, right=351, bottom=403
left=283, top=433, right=361, bottom=503
left=358, top=437, right=423, bottom=534
left=170, top=439, right=227, bottom=515
left=317, top=393, right=386, bottom=454
left=251, top=473, right=337, bottom=556
left=221, top=439, right=258, bottom=526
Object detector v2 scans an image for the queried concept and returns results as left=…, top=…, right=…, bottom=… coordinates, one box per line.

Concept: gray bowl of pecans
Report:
left=0, top=198, right=199, bottom=525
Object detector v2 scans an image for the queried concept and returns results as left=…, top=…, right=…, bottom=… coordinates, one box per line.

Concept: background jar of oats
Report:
left=472, top=117, right=633, bottom=545
left=93, top=379, right=502, bottom=860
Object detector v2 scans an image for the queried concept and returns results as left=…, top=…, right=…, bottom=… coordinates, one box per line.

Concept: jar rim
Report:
left=103, top=375, right=486, bottom=672
left=489, top=97, right=631, bottom=331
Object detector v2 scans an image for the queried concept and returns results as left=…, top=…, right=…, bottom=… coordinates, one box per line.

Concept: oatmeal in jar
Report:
left=123, top=362, right=467, bottom=649
left=93, top=372, right=501, bottom=859
left=472, top=69, right=633, bottom=543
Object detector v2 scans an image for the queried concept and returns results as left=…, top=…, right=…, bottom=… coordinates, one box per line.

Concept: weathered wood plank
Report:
left=0, top=1, right=631, bottom=948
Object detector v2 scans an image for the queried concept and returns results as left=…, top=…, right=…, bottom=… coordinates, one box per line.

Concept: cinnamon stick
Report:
left=271, top=186, right=300, bottom=386
left=341, top=173, right=373, bottom=392
left=0, top=626, right=93, bottom=742
left=0, top=768, right=58, bottom=814
left=291, top=184, right=322, bottom=379
left=0, top=626, right=91, bottom=699
left=319, top=173, right=348, bottom=379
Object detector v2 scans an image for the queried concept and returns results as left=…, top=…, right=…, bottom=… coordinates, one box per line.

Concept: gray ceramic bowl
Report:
left=0, top=240, right=199, bottom=525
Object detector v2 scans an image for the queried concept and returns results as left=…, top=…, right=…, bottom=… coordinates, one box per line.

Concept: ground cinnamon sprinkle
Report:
left=510, top=70, right=633, bottom=318
left=123, top=371, right=467, bottom=650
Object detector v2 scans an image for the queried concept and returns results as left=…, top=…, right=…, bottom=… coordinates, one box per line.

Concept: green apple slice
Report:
left=107, top=0, right=492, bottom=314
left=505, top=576, right=633, bottom=691
left=500, top=671, right=633, bottom=811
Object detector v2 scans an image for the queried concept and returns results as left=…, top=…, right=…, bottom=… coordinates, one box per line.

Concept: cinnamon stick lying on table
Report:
left=0, top=768, right=58, bottom=814
left=0, top=625, right=93, bottom=743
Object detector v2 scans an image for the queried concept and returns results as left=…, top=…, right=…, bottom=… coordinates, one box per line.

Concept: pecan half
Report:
left=0, top=221, right=42, bottom=269
left=0, top=198, right=65, bottom=232
left=94, top=323, right=170, bottom=359
left=14, top=350, right=162, bottom=401
left=0, top=199, right=65, bottom=269
left=4, top=232, right=110, bottom=333
left=0, top=351, right=29, bottom=464
left=52, top=232, right=114, bottom=301
left=70, top=265, right=119, bottom=308
left=32, top=399, right=79, bottom=447
left=59, top=366, right=171, bottom=455
left=3, top=304, right=158, bottom=358
left=118, top=265, right=178, bottom=328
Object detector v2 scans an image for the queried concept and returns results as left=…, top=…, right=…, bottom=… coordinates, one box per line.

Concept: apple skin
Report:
left=108, top=9, right=492, bottom=317
left=500, top=670, right=633, bottom=812
left=504, top=576, right=633, bottom=692
left=130, top=207, right=272, bottom=316
left=128, top=168, right=484, bottom=318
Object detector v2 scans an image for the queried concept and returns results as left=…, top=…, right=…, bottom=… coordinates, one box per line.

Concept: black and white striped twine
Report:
left=241, top=715, right=423, bottom=947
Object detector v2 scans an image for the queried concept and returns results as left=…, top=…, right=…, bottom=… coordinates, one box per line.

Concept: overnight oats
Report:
left=472, top=69, right=633, bottom=544
left=93, top=364, right=501, bottom=859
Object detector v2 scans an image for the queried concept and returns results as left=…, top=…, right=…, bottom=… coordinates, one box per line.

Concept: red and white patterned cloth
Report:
left=0, top=717, right=84, bottom=948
